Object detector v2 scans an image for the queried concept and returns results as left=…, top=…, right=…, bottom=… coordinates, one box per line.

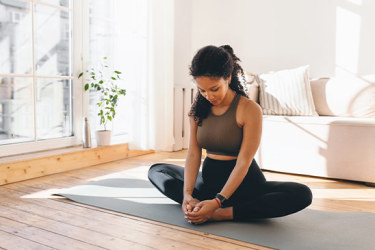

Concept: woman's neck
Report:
left=215, top=90, right=236, bottom=108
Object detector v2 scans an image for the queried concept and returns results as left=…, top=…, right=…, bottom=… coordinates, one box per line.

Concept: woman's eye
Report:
left=212, top=88, right=219, bottom=92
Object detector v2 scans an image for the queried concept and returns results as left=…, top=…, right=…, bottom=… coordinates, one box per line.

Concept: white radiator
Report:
left=173, top=84, right=197, bottom=151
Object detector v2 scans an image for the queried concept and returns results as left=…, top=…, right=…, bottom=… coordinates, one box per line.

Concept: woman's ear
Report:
left=227, top=76, right=232, bottom=84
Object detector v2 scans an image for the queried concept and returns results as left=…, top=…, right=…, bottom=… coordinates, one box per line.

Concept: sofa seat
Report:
left=255, top=115, right=375, bottom=184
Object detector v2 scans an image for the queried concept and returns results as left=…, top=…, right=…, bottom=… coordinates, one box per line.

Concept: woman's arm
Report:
left=182, top=116, right=202, bottom=213
left=183, top=116, right=202, bottom=196
left=219, top=99, right=263, bottom=200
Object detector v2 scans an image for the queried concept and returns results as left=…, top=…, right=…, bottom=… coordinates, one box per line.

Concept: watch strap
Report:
left=215, top=193, right=227, bottom=205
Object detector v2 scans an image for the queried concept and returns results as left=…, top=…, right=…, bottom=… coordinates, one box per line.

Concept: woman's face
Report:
left=195, top=76, right=230, bottom=106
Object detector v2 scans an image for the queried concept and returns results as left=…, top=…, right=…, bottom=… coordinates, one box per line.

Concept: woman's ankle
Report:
left=211, top=207, right=234, bottom=221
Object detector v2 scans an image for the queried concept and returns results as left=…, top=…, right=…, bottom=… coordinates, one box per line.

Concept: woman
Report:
left=148, top=45, right=312, bottom=224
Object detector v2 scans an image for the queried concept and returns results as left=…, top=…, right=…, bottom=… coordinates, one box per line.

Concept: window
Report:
left=0, top=0, right=150, bottom=157
left=0, top=0, right=80, bottom=157
left=87, top=0, right=149, bottom=140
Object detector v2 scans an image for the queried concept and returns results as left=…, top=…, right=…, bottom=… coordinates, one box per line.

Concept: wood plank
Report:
left=0, top=230, right=53, bottom=250
left=0, top=216, right=103, bottom=250
left=0, top=203, right=153, bottom=250
left=0, top=143, right=154, bottom=185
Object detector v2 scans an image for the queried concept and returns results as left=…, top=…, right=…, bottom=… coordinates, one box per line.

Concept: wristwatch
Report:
left=215, top=193, right=227, bottom=205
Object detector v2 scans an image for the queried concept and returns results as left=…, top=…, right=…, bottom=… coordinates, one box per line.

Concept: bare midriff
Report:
left=206, top=153, right=237, bottom=161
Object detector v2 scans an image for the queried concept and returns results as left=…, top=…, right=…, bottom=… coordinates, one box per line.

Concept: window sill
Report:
left=0, top=142, right=154, bottom=185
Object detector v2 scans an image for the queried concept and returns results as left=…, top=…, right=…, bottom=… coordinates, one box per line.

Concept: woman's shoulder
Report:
left=238, top=95, right=262, bottom=114
left=237, top=95, right=262, bottom=124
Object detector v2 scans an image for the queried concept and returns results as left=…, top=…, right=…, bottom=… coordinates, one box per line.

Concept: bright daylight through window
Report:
left=0, top=0, right=73, bottom=152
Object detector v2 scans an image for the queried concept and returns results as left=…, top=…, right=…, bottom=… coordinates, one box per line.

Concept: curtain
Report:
left=128, top=0, right=175, bottom=151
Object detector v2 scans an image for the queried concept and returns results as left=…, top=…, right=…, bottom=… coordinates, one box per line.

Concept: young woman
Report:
left=148, top=45, right=312, bottom=224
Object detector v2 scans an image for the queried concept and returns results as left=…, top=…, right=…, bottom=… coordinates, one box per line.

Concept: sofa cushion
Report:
left=258, top=65, right=318, bottom=116
left=257, top=115, right=375, bottom=183
left=263, top=115, right=375, bottom=126
left=311, top=77, right=375, bottom=118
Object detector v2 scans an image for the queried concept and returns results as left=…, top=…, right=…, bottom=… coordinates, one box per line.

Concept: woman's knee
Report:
left=295, top=183, right=313, bottom=208
left=148, top=163, right=165, bottom=180
left=148, top=163, right=183, bottom=182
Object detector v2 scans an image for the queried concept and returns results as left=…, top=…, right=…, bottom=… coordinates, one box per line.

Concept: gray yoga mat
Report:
left=56, top=167, right=375, bottom=250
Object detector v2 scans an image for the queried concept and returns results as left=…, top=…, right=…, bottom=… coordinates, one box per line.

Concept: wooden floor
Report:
left=0, top=150, right=374, bottom=250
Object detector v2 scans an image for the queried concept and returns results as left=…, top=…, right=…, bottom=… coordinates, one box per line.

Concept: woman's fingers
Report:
left=187, top=217, right=207, bottom=224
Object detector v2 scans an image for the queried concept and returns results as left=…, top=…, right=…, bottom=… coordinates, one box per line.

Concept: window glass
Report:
left=37, top=0, right=71, bottom=8
left=0, top=1, right=32, bottom=75
left=0, top=1, right=74, bottom=150
left=0, top=77, right=34, bottom=145
left=34, top=4, right=72, bottom=76
left=36, top=78, right=73, bottom=140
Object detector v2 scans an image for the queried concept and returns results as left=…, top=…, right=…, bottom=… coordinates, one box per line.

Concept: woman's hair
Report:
left=188, top=45, right=248, bottom=125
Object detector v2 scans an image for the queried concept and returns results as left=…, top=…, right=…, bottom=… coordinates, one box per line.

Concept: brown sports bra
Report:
left=196, top=94, right=243, bottom=156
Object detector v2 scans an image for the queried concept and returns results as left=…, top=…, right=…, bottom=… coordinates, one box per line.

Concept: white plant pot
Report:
left=96, top=130, right=112, bottom=146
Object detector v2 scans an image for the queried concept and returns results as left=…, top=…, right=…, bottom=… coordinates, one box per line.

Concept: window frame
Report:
left=0, top=0, right=85, bottom=157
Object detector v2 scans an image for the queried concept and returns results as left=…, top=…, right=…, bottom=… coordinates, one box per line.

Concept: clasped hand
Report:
left=182, top=195, right=219, bottom=224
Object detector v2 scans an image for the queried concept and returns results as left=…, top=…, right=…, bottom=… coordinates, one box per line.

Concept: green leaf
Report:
left=114, top=71, right=121, bottom=74
left=104, top=57, right=107, bottom=60
left=108, top=116, right=112, bottom=121
left=84, top=84, right=89, bottom=91
left=111, top=77, right=116, bottom=80
left=78, top=72, right=84, bottom=78
left=99, top=80, right=103, bottom=84
left=91, top=83, right=94, bottom=87
left=97, top=87, right=101, bottom=91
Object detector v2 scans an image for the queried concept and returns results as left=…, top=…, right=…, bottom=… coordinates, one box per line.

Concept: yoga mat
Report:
left=56, top=167, right=375, bottom=250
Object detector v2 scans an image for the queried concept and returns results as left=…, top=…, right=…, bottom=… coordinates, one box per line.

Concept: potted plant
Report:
left=78, top=57, right=126, bottom=146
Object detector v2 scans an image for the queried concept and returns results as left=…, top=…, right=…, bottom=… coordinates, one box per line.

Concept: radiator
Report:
left=173, top=84, right=197, bottom=151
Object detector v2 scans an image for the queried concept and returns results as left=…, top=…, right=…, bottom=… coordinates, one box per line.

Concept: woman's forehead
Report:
left=195, top=76, right=225, bottom=86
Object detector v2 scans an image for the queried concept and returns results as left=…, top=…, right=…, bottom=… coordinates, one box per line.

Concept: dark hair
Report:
left=188, top=45, right=248, bottom=125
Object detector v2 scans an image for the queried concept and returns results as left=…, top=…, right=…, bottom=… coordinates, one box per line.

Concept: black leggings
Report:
left=148, top=157, right=313, bottom=221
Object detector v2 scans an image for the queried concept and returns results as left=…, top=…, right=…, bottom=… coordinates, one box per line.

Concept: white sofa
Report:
left=248, top=76, right=375, bottom=186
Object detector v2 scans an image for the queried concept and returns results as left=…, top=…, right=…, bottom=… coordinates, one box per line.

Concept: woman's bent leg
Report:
left=148, top=163, right=185, bottom=204
left=148, top=163, right=213, bottom=204
left=233, top=181, right=313, bottom=221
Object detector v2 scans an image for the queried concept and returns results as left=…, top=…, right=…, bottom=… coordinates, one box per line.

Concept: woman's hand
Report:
left=182, top=195, right=201, bottom=215
left=185, top=199, right=219, bottom=224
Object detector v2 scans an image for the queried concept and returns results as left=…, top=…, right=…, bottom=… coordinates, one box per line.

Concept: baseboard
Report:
left=0, top=143, right=154, bottom=186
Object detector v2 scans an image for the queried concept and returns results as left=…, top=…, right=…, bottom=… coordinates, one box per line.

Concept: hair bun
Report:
left=220, top=45, right=240, bottom=62
left=220, top=45, right=234, bottom=54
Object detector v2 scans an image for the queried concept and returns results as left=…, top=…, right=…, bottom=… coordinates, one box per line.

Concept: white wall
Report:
left=174, top=1, right=193, bottom=86
left=175, top=0, right=375, bottom=80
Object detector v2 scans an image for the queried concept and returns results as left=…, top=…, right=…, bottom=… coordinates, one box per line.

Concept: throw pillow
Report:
left=310, top=76, right=375, bottom=117
left=258, top=65, right=318, bottom=116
